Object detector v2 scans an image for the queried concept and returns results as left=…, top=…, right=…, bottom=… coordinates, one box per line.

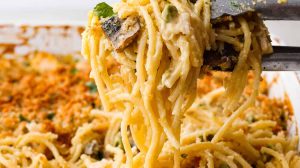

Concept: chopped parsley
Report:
left=85, top=81, right=98, bottom=93
left=19, top=114, right=29, bottom=122
left=115, top=137, right=125, bottom=152
left=266, top=144, right=274, bottom=149
left=199, top=135, right=204, bottom=141
left=219, top=163, right=230, bottom=168
left=70, top=68, right=78, bottom=75
left=94, top=2, right=115, bottom=18
left=47, top=112, right=55, bottom=120
left=163, top=5, right=179, bottom=23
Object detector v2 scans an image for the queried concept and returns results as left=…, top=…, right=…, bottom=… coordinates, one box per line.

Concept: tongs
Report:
left=205, top=0, right=300, bottom=71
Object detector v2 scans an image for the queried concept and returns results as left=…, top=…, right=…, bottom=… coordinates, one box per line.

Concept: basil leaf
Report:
left=94, top=2, right=115, bottom=18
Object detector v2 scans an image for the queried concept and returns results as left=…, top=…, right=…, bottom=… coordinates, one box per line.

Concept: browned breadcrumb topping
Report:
left=0, top=52, right=101, bottom=144
left=0, top=53, right=293, bottom=153
left=197, top=71, right=293, bottom=132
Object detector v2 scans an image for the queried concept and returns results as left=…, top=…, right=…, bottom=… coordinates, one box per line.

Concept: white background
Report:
left=0, top=0, right=299, bottom=46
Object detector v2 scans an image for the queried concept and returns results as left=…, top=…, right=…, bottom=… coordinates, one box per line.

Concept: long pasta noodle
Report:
left=0, top=0, right=298, bottom=168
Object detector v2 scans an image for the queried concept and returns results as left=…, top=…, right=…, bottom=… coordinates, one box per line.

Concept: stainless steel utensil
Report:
left=211, top=0, right=300, bottom=20
left=207, top=0, right=300, bottom=71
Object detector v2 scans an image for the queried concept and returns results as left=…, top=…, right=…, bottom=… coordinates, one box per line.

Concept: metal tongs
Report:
left=204, top=0, right=300, bottom=71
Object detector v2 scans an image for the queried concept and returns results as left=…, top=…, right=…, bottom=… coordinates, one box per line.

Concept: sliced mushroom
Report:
left=84, top=140, right=104, bottom=160
left=101, top=16, right=141, bottom=52
left=203, top=44, right=239, bottom=71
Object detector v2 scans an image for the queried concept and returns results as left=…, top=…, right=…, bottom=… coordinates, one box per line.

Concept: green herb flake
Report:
left=70, top=68, right=78, bottom=75
left=85, top=81, right=98, bottom=93
left=219, top=163, right=230, bottom=168
left=19, top=114, right=29, bottom=122
left=181, top=153, right=188, bottom=158
left=119, top=141, right=124, bottom=152
left=115, top=137, right=125, bottom=152
left=199, top=135, right=204, bottom=142
left=94, top=2, right=115, bottom=18
left=47, top=113, right=56, bottom=120
left=266, top=144, right=274, bottom=149
left=163, top=5, right=179, bottom=23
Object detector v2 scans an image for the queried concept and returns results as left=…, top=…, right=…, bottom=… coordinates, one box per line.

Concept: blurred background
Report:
left=0, top=0, right=299, bottom=46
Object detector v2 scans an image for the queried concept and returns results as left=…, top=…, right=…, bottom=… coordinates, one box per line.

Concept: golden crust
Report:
left=0, top=52, right=100, bottom=144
